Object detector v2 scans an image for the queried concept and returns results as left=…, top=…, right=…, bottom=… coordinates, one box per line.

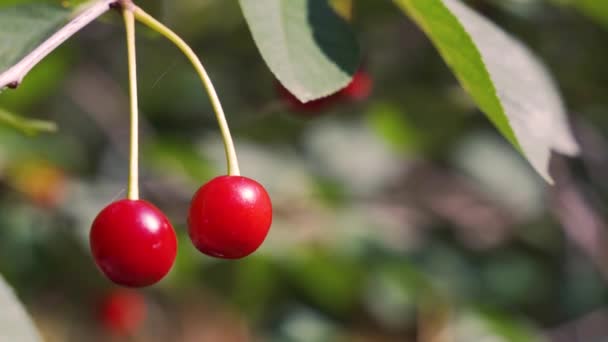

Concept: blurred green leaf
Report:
left=279, top=307, right=338, bottom=342
left=232, top=255, right=278, bottom=319
left=239, top=0, right=360, bottom=102
left=393, top=0, right=579, bottom=182
left=0, top=107, right=56, bottom=135
left=283, top=248, right=363, bottom=315
left=573, top=1, right=608, bottom=28
left=561, top=258, right=608, bottom=317
left=144, top=138, right=216, bottom=183
left=481, top=252, right=549, bottom=308
left=0, top=4, right=70, bottom=73
left=366, top=103, right=421, bottom=153
left=312, top=177, right=348, bottom=207
left=0, top=124, right=83, bottom=168
left=0, top=274, right=42, bottom=341
left=0, top=50, right=71, bottom=112
left=474, top=308, right=542, bottom=342
left=364, top=263, right=427, bottom=329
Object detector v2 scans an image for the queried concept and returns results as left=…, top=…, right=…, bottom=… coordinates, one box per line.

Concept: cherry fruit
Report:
left=188, top=176, right=272, bottom=259
left=90, top=199, right=177, bottom=287
left=99, top=289, right=146, bottom=336
left=277, top=69, right=372, bottom=113
left=276, top=81, right=339, bottom=113
left=341, top=69, right=373, bottom=101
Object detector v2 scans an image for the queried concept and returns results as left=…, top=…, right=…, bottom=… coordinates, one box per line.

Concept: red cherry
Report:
left=340, top=69, right=373, bottom=101
left=90, top=199, right=177, bottom=287
left=99, top=289, right=146, bottom=336
left=276, top=69, right=372, bottom=113
left=276, top=81, right=338, bottom=113
left=188, top=176, right=272, bottom=259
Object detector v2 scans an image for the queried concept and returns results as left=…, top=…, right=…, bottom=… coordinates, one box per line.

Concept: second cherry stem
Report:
left=122, top=3, right=240, bottom=200
left=131, top=5, right=241, bottom=177
left=123, top=7, right=139, bottom=200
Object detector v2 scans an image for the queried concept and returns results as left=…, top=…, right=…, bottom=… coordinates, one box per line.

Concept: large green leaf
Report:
left=0, top=4, right=70, bottom=73
left=239, top=0, right=360, bottom=102
left=394, top=0, right=579, bottom=182
left=0, top=274, right=42, bottom=342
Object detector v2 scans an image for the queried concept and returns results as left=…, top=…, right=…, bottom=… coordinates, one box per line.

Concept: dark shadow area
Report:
left=307, top=0, right=360, bottom=76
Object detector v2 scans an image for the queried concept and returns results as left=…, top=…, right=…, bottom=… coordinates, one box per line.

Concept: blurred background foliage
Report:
left=0, top=0, right=607, bottom=341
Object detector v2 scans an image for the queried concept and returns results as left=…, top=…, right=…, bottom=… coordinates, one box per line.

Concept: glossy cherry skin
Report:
left=90, top=199, right=177, bottom=287
left=188, top=176, right=272, bottom=259
left=99, top=289, right=146, bottom=336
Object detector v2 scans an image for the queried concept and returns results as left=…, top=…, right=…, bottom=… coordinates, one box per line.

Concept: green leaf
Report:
left=239, top=0, right=360, bottom=102
left=574, top=0, right=608, bottom=27
left=366, top=103, right=422, bottom=153
left=394, top=0, right=579, bottom=182
left=456, top=307, right=542, bottom=342
left=0, top=108, right=57, bottom=136
left=0, top=4, right=71, bottom=73
left=0, top=274, right=42, bottom=342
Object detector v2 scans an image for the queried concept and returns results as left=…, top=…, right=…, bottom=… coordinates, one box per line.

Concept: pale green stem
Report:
left=132, top=6, right=240, bottom=176
left=0, top=108, right=57, bottom=135
left=124, top=8, right=139, bottom=200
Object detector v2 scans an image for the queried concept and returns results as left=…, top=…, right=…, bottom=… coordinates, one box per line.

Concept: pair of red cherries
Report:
left=90, top=175, right=272, bottom=287
left=89, top=69, right=371, bottom=288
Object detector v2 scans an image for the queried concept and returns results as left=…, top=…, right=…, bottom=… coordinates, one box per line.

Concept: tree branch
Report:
left=0, top=0, right=117, bottom=90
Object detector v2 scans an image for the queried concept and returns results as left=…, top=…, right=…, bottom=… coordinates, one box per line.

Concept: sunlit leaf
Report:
left=394, top=0, right=579, bottom=182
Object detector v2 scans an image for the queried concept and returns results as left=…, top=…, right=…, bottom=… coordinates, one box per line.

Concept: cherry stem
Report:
left=132, top=6, right=241, bottom=176
left=123, top=7, right=139, bottom=200
left=0, top=0, right=116, bottom=90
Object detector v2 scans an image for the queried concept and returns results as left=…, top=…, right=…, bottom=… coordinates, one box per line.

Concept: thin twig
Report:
left=0, top=0, right=116, bottom=89
left=549, top=156, right=608, bottom=282
left=0, top=107, right=56, bottom=135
